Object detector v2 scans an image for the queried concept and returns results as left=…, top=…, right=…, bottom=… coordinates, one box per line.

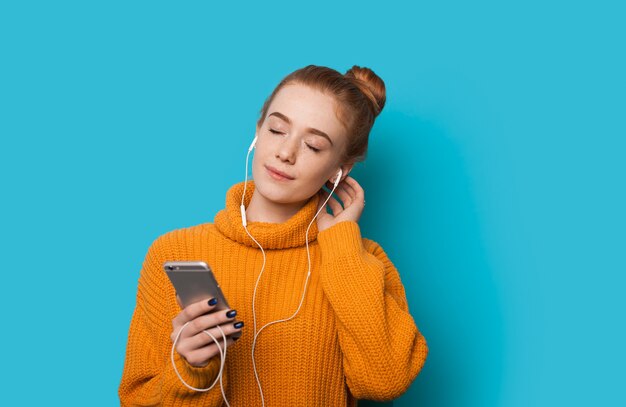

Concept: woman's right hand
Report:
left=171, top=296, right=244, bottom=367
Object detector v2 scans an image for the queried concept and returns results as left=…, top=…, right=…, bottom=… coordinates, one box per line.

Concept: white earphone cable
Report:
left=242, top=137, right=342, bottom=406
left=170, top=321, right=231, bottom=406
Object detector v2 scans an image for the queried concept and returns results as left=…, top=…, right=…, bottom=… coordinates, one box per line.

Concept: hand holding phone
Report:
left=165, top=261, right=244, bottom=367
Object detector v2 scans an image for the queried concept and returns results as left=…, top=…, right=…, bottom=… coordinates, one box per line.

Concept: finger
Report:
left=343, top=177, right=365, bottom=203
left=184, top=307, right=239, bottom=338
left=172, top=307, right=238, bottom=343
left=340, top=178, right=356, bottom=195
left=340, top=176, right=359, bottom=196
left=334, top=183, right=354, bottom=207
left=173, top=297, right=220, bottom=327
left=182, top=320, right=244, bottom=351
left=182, top=336, right=237, bottom=367
left=326, top=195, right=343, bottom=216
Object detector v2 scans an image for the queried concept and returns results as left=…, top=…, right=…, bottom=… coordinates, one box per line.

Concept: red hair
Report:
left=256, top=64, right=386, bottom=164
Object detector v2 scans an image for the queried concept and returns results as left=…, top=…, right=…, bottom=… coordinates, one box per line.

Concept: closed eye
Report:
left=269, top=129, right=320, bottom=153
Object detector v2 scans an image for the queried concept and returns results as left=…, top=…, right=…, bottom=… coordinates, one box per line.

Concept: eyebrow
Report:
left=267, top=112, right=334, bottom=146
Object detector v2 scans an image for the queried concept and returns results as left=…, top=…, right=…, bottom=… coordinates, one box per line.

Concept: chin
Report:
left=253, top=176, right=316, bottom=205
left=254, top=180, right=298, bottom=204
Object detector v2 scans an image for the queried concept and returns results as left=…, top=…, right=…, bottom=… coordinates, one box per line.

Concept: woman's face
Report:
left=252, top=83, right=351, bottom=204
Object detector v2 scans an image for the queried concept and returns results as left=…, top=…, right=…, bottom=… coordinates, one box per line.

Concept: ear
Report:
left=337, top=162, right=355, bottom=183
left=330, top=162, right=355, bottom=184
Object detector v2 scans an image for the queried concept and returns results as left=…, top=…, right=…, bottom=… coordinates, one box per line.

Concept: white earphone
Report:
left=333, top=167, right=343, bottom=186
left=241, top=135, right=258, bottom=227
left=173, top=134, right=343, bottom=407
left=248, top=135, right=257, bottom=153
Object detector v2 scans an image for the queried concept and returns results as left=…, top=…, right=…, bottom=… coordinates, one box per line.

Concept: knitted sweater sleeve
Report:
left=317, top=220, right=429, bottom=401
left=118, top=234, right=228, bottom=406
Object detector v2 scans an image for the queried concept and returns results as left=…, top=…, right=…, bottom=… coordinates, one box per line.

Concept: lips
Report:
left=265, top=165, right=295, bottom=180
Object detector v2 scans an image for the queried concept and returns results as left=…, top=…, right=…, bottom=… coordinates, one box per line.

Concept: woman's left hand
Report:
left=316, top=176, right=366, bottom=233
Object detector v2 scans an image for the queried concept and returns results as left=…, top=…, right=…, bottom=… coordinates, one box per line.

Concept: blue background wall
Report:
left=1, top=1, right=623, bottom=406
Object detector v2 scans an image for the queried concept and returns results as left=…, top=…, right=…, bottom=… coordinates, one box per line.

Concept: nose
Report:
left=276, top=136, right=298, bottom=164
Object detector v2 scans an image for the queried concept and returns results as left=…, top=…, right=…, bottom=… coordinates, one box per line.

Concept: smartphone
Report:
left=163, top=260, right=229, bottom=306
left=164, top=261, right=241, bottom=340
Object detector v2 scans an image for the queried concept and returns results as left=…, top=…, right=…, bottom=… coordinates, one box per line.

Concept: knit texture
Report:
left=119, top=180, right=428, bottom=406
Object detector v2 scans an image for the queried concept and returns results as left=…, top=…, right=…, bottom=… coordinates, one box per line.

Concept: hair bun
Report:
left=344, top=65, right=386, bottom=117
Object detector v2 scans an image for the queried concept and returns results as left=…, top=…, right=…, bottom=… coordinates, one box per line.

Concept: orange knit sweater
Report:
left=119, top=180, right=428, bottom=406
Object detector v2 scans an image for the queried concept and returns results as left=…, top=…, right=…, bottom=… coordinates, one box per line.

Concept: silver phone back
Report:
left=164, top=261, right=230, bottom=310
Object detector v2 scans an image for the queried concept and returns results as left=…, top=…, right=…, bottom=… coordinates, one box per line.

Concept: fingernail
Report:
left=226, top=310, right=237, bottom=318
left=234, top=321, right=244, bottom=329
left=208, top=298, right=218, bottom=306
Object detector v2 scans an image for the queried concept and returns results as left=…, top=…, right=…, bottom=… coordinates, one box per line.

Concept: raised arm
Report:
left=317, top=220, right=429, bottom=401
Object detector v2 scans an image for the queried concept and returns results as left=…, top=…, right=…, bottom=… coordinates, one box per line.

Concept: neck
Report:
left=245, top=189, right=309, bottom=224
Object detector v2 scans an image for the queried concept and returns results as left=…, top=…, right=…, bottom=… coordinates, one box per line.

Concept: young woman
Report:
left=119, top=65, right=428, bottom=406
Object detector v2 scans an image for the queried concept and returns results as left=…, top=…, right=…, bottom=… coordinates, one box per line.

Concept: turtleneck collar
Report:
left=213, top=180, right=321, bottom=250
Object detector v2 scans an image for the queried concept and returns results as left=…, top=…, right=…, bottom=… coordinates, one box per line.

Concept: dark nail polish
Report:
left=226, top=310, right=237, bottom=318
left=208, top=298, right=218, bottom=306
left=234, top=321, right=244, bottom=329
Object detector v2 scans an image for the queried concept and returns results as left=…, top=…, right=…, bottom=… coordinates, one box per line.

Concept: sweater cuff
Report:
left=317, top=220, right=364, bottom=262
left=173, top=351, right=223, bottom=389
